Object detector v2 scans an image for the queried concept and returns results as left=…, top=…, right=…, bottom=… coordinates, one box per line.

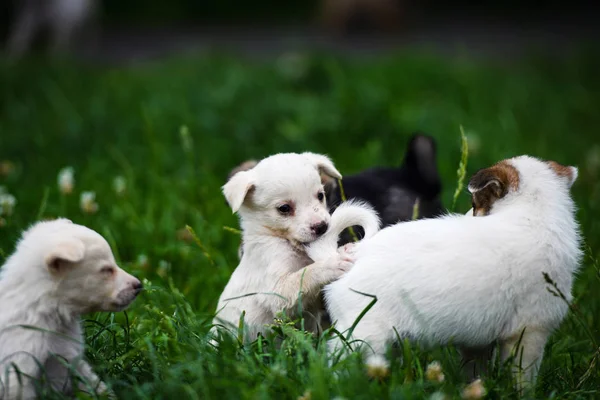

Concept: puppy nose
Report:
left=131, top=279, right=143, bottom=293
left=311, top=222, right=328, bottom=237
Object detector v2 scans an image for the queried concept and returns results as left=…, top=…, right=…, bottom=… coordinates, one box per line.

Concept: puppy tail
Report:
left=306, top=200, right=380, bottom=262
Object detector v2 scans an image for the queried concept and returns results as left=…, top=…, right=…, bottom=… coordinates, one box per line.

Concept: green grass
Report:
left=1, top=50, right=600, bottom=399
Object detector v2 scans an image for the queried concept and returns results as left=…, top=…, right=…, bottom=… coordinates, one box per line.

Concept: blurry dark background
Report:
left=0, top=0, right=598, bottom=63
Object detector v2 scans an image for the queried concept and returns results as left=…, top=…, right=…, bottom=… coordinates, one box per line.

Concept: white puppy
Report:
left=309, top=155, right=581, bottom=387
left=0, top=218, right=142, bottom=399
left=213, top=153, right=380, bottom=341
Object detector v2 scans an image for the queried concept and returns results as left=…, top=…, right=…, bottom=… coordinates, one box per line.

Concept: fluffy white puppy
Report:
left=0, top=219, right=142, bottom=399
left=213, top=153, right=380, bottom=341
left=309, top=155, right=581, bottom=387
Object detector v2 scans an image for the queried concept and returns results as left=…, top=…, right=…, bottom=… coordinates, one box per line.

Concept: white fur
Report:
left=306, top=199, right=381, bottom=263
left=213, top=152, right=366, bottom=341
left=318, top=156, right=581, bottom=387
left=0, top=219, right=141, bottom=399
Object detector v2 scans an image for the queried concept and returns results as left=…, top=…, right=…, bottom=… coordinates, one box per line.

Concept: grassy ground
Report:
left=1, top=50, right=600, bottom=399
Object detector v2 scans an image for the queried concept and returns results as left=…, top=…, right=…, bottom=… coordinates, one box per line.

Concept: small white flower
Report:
left=80, top=191, right=98, bottom=214
left=425, top=361, right=445, bottom=383
left=113, top=176, right=127, bottom=196
left=461, top=379, right=486, bottom=400
left=429, top=392, right=447, bottom=400
left=365, top=355, right=390, bottom=380
left=58, top=167, right=75, bottom=194
left=0, top=193, right=17, bottom=216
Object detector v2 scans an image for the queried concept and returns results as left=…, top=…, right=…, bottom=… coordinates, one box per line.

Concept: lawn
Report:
left=1, top=50, right=599, bottom=399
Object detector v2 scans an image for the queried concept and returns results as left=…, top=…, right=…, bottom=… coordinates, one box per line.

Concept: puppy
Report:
left=0, top=219, right=142, bottom=399
left=7, top=0, right=98, bottom=57
left=228, top=133, right=443, bottom=255
left=325, top=133, right=443, bottom=243
left=308, top=156, right=582, bottom=388
left=213, top=153, right=379, bottom=341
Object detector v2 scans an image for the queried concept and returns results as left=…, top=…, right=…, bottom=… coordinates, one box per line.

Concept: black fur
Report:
left=325, top=133, right=444, bottom=245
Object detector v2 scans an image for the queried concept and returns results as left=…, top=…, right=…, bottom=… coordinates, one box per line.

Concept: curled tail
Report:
left=306, top=200, right=380, bottom=262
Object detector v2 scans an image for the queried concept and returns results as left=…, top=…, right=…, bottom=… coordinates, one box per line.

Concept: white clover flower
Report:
left=365, top=355, right=390, bottom=380
left=80, top=191, right=98, bottom=214
left=429, top=392, right=447, bottom=400
left=461, top=379, right=486, bottom=400
left=0, top=193, right=17, bottom=216
left=113, top=176, right=127, bottom=196
left=425, top=361, right=445, bottom=383
left=58, top=167, right=75, bottom=194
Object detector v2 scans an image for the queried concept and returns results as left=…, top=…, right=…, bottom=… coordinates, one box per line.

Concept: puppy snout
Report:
left=131, top=279, right=143, bottom=294
left=311, top=221, right=328, bottom=237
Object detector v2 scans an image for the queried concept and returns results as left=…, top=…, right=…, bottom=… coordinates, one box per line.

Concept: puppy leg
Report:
left=500, top=328, right=549, bottom=390
left=276, top=254, right=353, bottom=315
left=2, top=355, right=43, bottom=399
left=75, top=360, right=114, bottom=398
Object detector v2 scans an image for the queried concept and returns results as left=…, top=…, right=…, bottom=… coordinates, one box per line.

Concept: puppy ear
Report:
left=546, top=161, right=578, bottom=189
left=467, top=174, right=503, bottom=197
left=468, top=163, right=519, bottom=216
left=222, top=170, right=256, bottom=213
left=303, top=152, right=342, bottom=180
left=45, top=239, right=86, bottom=274
left=402, top=133, right=441, bottom=198
left=227, top=159, right=258, bottom=182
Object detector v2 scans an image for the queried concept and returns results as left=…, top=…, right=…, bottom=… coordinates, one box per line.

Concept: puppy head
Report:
left=16, top=219, right=142, bottom=314
left=468, top=156, right=577, bottom=216
left=223, top=152, right=341, bottom=246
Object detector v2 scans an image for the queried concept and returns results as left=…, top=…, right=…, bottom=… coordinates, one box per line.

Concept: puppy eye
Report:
left=100, top=266, right=115, bottom=276
left=317, top=192, right=325, bottom=202
left=277, top=204, right=292, bottom=215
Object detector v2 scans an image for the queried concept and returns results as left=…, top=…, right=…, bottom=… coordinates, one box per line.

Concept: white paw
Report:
left=338, top=243, right=357, bottom=259
left=321, top=253, right=354, bottom=282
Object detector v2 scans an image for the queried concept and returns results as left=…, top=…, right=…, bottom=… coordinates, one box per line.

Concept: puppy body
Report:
left=214, top=153, right=369, bottom=340
left=318, top=156, right=581, bottom=387
left=227, top=133, right=443, bottom=256
left=0, top=219, right=141, bottom=399
left=325, top=134, right=443, bottom=235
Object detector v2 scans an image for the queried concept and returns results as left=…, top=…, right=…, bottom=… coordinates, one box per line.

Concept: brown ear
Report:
left=546, top=161, right=578, bottom=188
left=45, top=239, right=86, bottom=274
left=468, top=162, right=519, bottom=216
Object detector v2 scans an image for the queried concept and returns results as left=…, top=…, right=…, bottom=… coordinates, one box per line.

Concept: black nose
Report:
left=132, top=280, right=143, bottom=293
left=311, top=222, right=328, bottom=237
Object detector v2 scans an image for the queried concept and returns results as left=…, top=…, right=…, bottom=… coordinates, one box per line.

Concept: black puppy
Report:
left=226, top=132, right=444, bottom=257
left=324, top=133, right=444, bottom=244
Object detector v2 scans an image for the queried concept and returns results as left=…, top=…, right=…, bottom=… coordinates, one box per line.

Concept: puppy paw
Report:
left=320, top=253, right=354, bottom=282
left=338, top=243, right=357, bottom=259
